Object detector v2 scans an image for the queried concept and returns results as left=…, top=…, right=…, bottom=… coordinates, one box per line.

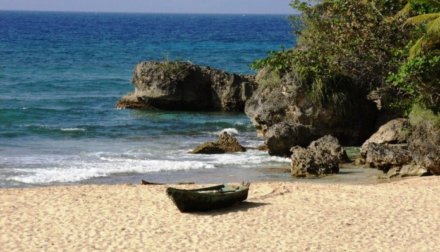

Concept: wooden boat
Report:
left=141, top=179, right=194, bottom=185
left=166, top=182, right=250, bottom=212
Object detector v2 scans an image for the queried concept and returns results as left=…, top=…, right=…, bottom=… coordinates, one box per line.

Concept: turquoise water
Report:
left=0, top=11, right=294, bottom=187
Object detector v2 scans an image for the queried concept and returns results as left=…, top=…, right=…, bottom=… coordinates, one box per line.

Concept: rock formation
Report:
left=360, top=118, right=410, bottom=157
left=361, top=118, right=439, bottom=177
left=408, top=120, right=440, bottom=175
left=245, top=69, right=377, bottom=156
left=290, top=135, right=348, bottom=177
left=191, top=132, right=246, bottom=154
left=363, top=143, right=412, bottom=172
left=117, top=61, right=257, bottom=112
left=264, top=122, right=313, bottom=156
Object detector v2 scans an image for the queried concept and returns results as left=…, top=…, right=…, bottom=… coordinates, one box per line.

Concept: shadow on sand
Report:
left=190, top=201, right=269, bottom=216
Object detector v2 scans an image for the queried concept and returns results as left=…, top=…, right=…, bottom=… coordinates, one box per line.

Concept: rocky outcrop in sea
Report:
left=117, top=61, right=257, bottom=112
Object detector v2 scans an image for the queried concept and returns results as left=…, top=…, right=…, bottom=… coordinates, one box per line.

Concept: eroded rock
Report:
left=360, top=118, right=410, bottom=157
left=409, top=120, right=440, bottom=175
left=364, top=143, right=412, bottom=172
left=290, top=135, right=346, bottom=177
left=192, top=132, right=246, bottom=154
left=118, top=61, right=257, bottom=112
left=265, top=122, right=313, bottom=157
left=245, top=68, right=377, bottom=156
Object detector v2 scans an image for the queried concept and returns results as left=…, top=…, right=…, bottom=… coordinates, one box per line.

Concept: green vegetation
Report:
left=257, top=70, right=284, bottom=87
left=159, top=60, right=190, bottom=81
left=409, top=103, right=440, bottom=126
left=253, top=0, right=439, bottom=120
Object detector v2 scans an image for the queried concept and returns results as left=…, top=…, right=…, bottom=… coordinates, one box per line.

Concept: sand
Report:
left=1, top=177, right=440, bottom=252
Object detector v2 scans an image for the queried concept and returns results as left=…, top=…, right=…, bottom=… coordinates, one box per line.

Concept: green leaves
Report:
left=399, top=0, right=440, bottom=57
left=406, top=12, right=440, bottom=24
left=251, top=49, right=295, bottom=73
left=253, top=0, right=439, bottom=115
left=387, top=52, right=440, bottom=112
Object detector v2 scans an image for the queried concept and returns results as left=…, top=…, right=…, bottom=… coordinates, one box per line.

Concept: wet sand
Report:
left=1, top=177, right=440, bottom=251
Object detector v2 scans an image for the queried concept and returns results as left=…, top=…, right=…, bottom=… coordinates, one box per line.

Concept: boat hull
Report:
left=166, top=184, right=249, bottom=212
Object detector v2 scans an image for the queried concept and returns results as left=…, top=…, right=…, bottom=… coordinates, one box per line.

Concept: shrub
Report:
left=387, top=51, right=440, bottom=112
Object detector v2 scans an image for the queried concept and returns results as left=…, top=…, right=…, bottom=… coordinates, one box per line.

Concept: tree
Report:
left=399, top=0, right=440, bottom=57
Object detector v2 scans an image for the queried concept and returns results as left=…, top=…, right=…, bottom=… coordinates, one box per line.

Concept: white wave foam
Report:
left=209, top=151, right=290, bottom=167
left=216, top=128, right=239, bottom=136
left=175, top=150, right=290, bottom=168
left=6, top=147, right=290, bottom=185
left=9, top=159, right=215, bottom=184
left=61, top=128, right=86, bottom=132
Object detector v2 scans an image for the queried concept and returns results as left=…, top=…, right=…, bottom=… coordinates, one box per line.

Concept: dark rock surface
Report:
left=265, top=122, right=313, bottom=157
left=364, top=143, right=412, bottom=172
left=192, top=132, right=246, bottom=154
left=362, top=117, right=439, bottom=176
left=245, top=69, right=377, bottom=156
left=118, top=61, right=257, bottom=112
left=409, top=121, right=440, bottom=175
left=360, top=118, right=410, bottom=157
left=290, top=135, right=347, bottom=177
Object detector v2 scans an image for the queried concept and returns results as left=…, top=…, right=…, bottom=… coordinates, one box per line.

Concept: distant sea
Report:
left=0, top=11, right=294, bottom=187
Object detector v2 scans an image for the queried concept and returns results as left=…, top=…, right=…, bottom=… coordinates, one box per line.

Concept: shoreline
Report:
left=2, top=177, right=439, bottom=251
left=2, top=163, right=386, bottom=189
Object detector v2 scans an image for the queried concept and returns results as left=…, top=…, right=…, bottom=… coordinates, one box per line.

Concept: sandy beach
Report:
left=1, top=177, right=440, bottom=252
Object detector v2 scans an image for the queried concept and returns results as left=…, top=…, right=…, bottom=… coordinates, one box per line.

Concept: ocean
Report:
left=0, top=11, right=294, bottom=187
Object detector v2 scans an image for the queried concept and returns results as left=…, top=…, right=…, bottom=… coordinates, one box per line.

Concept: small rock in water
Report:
left=192, top=132, right=246, bottom=154
left=257, top=144, right=269, bottom=151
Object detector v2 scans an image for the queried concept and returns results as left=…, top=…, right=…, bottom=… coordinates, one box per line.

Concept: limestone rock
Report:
left=192, top=132, right=246, bottom=154
left=265, top=122, right=313, bottom=157
left=257, top=144, right=269, bottom=151
left=290, top=135, right=346, bottom=177
left=399, top=165, right=430, bottom=177
left=364, top=143, right=412, bottom=172
left=386, top=165, right=430, bottom=178
left=118, top=61, right=257, bottom=112
left=408, top=121, right=440, bottom=175
left=308, top=135, right=350, bottom=163
left=245, top=69, right=377, bottom=156
left=361, top=118, right=410, bottom=157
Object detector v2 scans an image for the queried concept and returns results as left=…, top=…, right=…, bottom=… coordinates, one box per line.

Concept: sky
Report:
left=0, top=0, right=294, bottom=14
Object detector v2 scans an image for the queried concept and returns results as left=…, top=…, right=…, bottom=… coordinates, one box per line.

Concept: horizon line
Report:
left=0, top=9, right=295, bottom=16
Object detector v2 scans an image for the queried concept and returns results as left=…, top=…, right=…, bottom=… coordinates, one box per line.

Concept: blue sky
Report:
left=0, top=0, right=294, bottom=14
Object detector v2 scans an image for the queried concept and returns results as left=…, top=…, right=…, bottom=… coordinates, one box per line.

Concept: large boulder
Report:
left=364, top=143, right=412, bottom=172
left=265, top=122, right=313, bottom=157
left=290, top=135, right=347, bottom=177
left=117, top=61, right=257, bottom=112
left=245, top=69, right=377, bottom=156
left=361, top=112, right=440, bottom=177
left=409, top=120, right=440, bottom=175
left=192, top=132, right=246, bottom=154
left=360, top=118, right=410, bottom=157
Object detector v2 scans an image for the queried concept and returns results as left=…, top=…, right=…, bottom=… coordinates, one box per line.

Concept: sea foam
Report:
left=215, top=128, right=239, bottom=136
left=61, top=128, right=86, bottom=132
left=9, top=159, right=215, bottom=184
